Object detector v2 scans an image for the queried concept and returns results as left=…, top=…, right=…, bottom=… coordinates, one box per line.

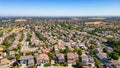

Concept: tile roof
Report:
left=19, top=55, right=34, bottom=60
left=35, top=54, right=49, bottom=60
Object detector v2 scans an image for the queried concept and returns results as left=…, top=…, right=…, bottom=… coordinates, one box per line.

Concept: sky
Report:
left=0, top=0, right=120, bottom=16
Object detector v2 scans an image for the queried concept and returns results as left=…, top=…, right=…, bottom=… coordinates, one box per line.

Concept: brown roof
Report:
left=56, top=53, right=65, bottom=60
left=35, top=54, right=49, bottom=61
left=19, top=55, right=34, bottom=60
left=9, top=51, right=15, bottom=55
left=41, top=48, right=51, bottom=53
left=55, top=45, right=65, bottom=50
left=67, top=52, right=79, bottom=59
left=0, top=58, right=10, bottom=65
left=13, top=40, right=19, bottom=45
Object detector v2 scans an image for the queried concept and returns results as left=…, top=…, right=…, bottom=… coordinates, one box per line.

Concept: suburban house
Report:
left=0, top=58, right=11, bottom=68
left=19, top=55, right=34, bottom=67
left=41, top=48, right=51, bottom=53
left=0, top=52, right=6, bottom=58
left=94, top=48, right=108, bottom=62
left=54, top=45, right=66, bottom=51
left=31, top=39, right=39, bottom=46
left=94, top=48, right=102, bottom=54
left=11, top=40, right=20, bottom=48
left=67, top=52, right=79, bottom=64
left=9, top=51, right=16, bottom=57
left=55, top=53, right=65, bottom=63
left=30, top=31, right=39, bottom=46
left=0, top=38, right=4, bottom=45
left=35, top=54, right=49, bottom=66
left=82, top=54, right=95, bottom=68
left=96, top=53, right=108, bottom=62
left=104, top=59, right=120, bottom=68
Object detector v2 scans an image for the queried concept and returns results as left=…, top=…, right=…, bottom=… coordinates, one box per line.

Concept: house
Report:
left=94, top=48, right=108, bottom=62
left=0, top=38, right=4, bottom=45
left=41, top=48, right=51, bottom=53
left=48, top=38, right=57, bottom=45
left=96, top=53, right=108, bottom=62
left=94, top=48, right=102, bottom=54
left=12, top=40, right=20, bottom=47
left=0, top=52, right=6, bottom=58
left=55, top=53, right=65, bottom=63
left=9, top=51, right=16, bottom=57
left=19, top=55, right=34, bottom=67
left=67, top=52, right=79, bottom=64
left=35, top=54, right=49, bottom=66
left=8, top=58, right=17, bottom=66
left=95, top=41, right=101, bottom=46
left=105, top=47, right=113, bottom=53
left=0, top=46, right=5, bottom=51
left=81, top=54, right=95, bottom=68
left=22, top=42, right=29, bottom=46
left=0, top=58, right=11, bottom=68
left=31, top=39, right=39, bottom=46
left=104, top=59, right=120, bottom=68
left=54, top=45, right=66, bottom=51
left=30, top=32, right=40, bottom=46
left=21, top=45, right=31, bottom=55
left=78, top=43, right=88, bottom=50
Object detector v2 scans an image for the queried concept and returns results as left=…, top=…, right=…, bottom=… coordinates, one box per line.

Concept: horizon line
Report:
left=0, top=15, right=120, bottom=17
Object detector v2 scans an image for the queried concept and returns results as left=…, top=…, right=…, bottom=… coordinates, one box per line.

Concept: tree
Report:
left=74, top=47, right=81, bottom=52
left=63, top=62, right=68, bottom=66
left=76, top=61, right=83, bottom=68
left=44, top=63, right=51, bottom=67
left=0, top=32, right=3, bottom=37
left=94, top=58, right=101, bottom=68
left=18, top=44, right=22, bottom=50
left=89, top=50, right=95, bottom=57
left=60, top=62, right=68, bottom=66
left=103, top=47, right=107, bottom=53
left=26, top=33, right=32, bottom=41
left=2, top=39, right=9, bottom=48
left=10, top=66, right=18, bottom=68
left=77, top=50, right=82, bottom=56
left=74, top=47, right=82, bottom=56
left=35, top=31, right=46, bottom=41
left=48, top=52, right=55, bottom=59
left=2, top=34, right=16, bottom=48
left=19, top=32, right=24, bottom=42
left=15, top=54, right=21, bottom=60
left=107, top=52, right=119, bottom=60
left=90, top=44, right=95, bottom=50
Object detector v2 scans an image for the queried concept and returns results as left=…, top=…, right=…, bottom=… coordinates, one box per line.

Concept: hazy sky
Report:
left=0, top=0, right=120, bottom=16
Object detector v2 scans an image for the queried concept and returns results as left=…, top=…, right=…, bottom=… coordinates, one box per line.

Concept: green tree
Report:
left=77, top=50, right=82, bottom=56
left=94, top=58, right=101, bottom=68
left=44, top=63, right=51, bottom=67
left=26, top=33, right=32, bottom=41
left=107, top=52, right=119, bottom=60
left=103, top=47, right=107, bottom=53
left=76, top=61, right=83, bottom=68
left=48, top=52, right=55, bottom=59
left=15, top=54, right=21, bottom=60
left=35, top=31, right=46, bottom=41
left=89, top=50, right=95, bottom=57
left=90, top=44, right=95, bottom=50
left=0, top=32, right=3, bottom=37
left=2, top=39, right=9, bottom=48
left=19, top=32, right=24, bottom=42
